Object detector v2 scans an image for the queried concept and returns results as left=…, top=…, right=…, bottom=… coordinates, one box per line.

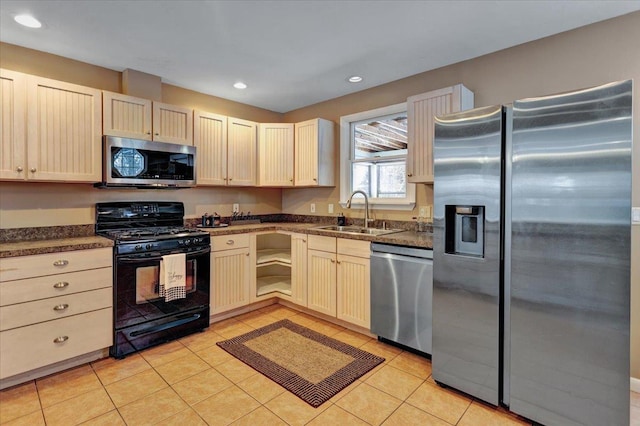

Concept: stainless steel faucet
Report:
left=346, top=190, right=374, bottom=228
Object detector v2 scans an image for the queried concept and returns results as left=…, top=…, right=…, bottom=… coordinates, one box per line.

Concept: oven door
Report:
left=112, top=246, right=210, bottom=357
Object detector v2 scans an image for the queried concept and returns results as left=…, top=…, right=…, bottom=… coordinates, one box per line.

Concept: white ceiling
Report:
left=1, top=1, right=638, bottom=113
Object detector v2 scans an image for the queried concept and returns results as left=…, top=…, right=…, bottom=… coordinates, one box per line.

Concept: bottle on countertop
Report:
left=337, top=213, right=346, bottom=226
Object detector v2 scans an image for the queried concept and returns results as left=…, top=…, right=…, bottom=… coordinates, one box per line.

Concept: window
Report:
left=340, top=103, right=416, bottom=210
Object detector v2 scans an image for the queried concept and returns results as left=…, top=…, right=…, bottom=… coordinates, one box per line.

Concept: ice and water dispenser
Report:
left=445, top=206, right=484, bottom=257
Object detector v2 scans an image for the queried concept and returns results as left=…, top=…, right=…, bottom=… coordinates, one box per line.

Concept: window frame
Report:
left=339, top=102, right=416, bottom=211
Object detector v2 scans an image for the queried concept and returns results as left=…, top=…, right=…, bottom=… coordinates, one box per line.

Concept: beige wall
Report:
left=283, top=11, right=640, bottom=379
left=0, top=42, right=284, bottom=226
left=0, top=12, right=638, bottom=378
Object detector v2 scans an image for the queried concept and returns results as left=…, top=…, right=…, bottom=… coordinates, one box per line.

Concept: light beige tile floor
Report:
left=0, top=304, right=637, bottom=426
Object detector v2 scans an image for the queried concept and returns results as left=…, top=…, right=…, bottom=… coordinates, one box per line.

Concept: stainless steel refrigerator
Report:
left=432, top=80, right=632, bottom=426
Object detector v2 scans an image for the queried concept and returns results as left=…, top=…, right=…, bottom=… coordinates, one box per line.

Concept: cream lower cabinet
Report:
left=0, top=248, right=112, bottom=381
left=307, top=235, right=370, bottom=328
left=406, top=84, right=474, bottom=183
left=251, top=232, right=307, bottom=308
left=210, top=234, right=251, bottom=315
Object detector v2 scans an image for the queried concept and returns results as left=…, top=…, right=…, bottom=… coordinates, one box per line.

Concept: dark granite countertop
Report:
left=0, top=236, right=114, bottom=259
left=0, top=222, right=432, bottom=258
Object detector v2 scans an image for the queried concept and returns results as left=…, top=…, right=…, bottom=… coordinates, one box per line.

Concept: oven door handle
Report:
left=118, top=247, right=211, bottom=262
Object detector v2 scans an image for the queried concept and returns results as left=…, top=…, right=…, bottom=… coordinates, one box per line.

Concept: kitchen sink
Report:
left=312, top=225, right=402, bottom=236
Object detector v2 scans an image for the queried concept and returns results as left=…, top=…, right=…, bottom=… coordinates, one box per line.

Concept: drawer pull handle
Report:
left=226, top=240, right=235, bottom=245
left=53, top=336, right=69, bottom=343
left=53, top=260, right=69, bottom=267
left=53, top=304, right=69, bottom=311
left=53, top=281, right=69, bottom=289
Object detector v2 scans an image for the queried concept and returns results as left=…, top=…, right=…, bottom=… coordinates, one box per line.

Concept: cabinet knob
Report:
left=290, top=178, right=293, bottom=182
left=331, top=259, right=335, bottom=263
left=407, top=173, right=413, bottom=177
left=313, top=178, right=317, bottom=181
left=146, top=131, right=151, bottom=135
left=53, top=336, right=69, bottom=344
left=302, top=239, right=306, bottom=243
left=155, top=132, right=159, bottom=136
left=16, top=166, right=23, bottom=172
left=53, top=281, right=69, bottom=289
left=53, top=260, right=69, bottom=267
left=228, top=177, right=233, bottom=181
left=30, top=167, right=37, bottom=173
left=226, top=240, right=235, bottom=245
left=53, top=303, right=69, bottom=311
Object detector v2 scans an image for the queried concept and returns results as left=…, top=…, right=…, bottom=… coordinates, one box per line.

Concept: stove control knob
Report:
left=178, top=240, right=184, bottom=245
left=146, top=244, right=152, bottom=250
left=185, top=239, right=191, bottom=245
left=135, top=245, right=142, bottom=251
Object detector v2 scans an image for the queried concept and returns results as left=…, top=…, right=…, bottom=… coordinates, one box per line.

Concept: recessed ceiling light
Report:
left=233, top=82, right=247, bottom=89
left=348, top=76, right=363, bottom=83
left=14, top=14, right=42, bottom=28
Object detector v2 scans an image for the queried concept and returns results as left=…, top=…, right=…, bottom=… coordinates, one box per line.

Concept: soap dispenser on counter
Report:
left=337, top=213, right=346, bottom=226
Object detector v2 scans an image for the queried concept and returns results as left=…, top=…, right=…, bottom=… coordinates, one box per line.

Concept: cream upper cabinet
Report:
left=103, top=92, right=193, bottom=145
left=152, top=101, right=193, bottom=145
left=294, top=118, right=335, bottom=187
left=406, top=84, right=474, bottom=183
left=1, top=70, right=102, bottom=182
left=26, top=75, right=102, bottom=182
left=194, top=111, right=227, bottom=185
left=102, top=91, right=152, bottom=140
left=258, top=123, right=294, bottom=187
left=227, top=117, right=257, bottom=186
left=0, top=69, right=27, bottom=180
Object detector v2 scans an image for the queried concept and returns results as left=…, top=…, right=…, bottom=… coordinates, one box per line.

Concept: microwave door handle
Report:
left=118, top=247, right=210, bottom=263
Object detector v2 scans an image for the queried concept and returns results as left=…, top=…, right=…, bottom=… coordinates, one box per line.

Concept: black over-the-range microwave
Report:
left=95, top=136, right=196, bottom=189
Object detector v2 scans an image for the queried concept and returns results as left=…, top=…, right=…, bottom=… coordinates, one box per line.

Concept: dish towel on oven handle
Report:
left=159, top=253, right=187, bottom=302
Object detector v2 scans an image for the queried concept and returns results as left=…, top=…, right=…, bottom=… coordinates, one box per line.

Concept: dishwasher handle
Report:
left=371, top=243, right=433, bottom=259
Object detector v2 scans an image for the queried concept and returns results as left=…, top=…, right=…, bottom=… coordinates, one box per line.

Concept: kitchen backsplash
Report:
left=0, top=215, right=431, bottom=243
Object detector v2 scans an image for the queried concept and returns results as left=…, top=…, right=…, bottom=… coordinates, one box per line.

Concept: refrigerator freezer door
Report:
left=432, top=105, right=504, bottom=405
left=509, top=80, right=632, bottom=426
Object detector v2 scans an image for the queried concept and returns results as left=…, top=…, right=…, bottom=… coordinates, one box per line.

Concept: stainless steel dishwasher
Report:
left=370, top=243, right=433, bottom=354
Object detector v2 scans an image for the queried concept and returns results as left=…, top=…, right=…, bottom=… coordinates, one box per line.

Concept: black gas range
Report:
left=96, top=202, right=211, bottom=358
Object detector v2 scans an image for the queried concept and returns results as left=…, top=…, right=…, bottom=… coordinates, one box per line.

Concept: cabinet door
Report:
left=152, top=102, right=193, bottom=145
left=307, top=249, right=336, bottom=316
left=407, top=85, right=473, bottom=183
left=102, top=91, right=152, bottom=140
left=210, top=248, right=250, bottom=314
left=258, top=123, right=294, bottom=187
left=26, top=76, right=102, bottom=182
left=194, top=111, right=227, bottom=185
left=290, top=233, right=307, bottom=307
left=337, top=254, right=371, bottom=329
left=0, top=69, right=27, bottom=180
left=227, top=117, right=257, bottom=186
left=294, top=118, right=334, bottom=187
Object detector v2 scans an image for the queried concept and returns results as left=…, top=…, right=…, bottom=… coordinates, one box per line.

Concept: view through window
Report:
left=350, top=112, right=408, bottom=199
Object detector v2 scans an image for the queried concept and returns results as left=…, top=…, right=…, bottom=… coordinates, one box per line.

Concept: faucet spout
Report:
left=347, top=190, right=373, bottom=229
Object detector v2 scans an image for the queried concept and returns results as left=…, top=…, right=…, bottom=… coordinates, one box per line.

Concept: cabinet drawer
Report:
left=0, top=287, right=112, bottom=331
left=308, top=235, right=336, bottom=252
left=0, top=267, right=112, bottom=306
left=0, top=308, right=112, bottom=379
left=0, top=248, right=112, bottom=282
left=337, top=238, right=370, bottom=258
left=211, top=234, right=250, bottom=251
